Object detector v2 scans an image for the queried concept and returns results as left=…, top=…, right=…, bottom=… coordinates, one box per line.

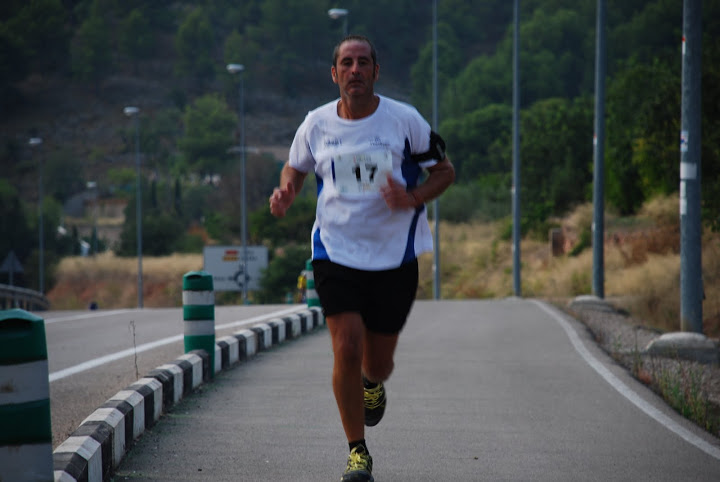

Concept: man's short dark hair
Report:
left=332, top=35, right=377, bottom=67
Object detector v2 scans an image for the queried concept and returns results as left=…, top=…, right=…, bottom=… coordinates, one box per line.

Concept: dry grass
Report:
left=49, top=252, right=202, bottom=309
left=419, top=195, right=719, bottom=338
left=49, top=195, right=720, bottom=338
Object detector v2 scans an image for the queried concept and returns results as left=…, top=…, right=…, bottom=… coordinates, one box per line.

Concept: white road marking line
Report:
left=532, top=299, right=720, bottom=461
left=45, top=310, right=134, bottom=324
left=49, top=306, right=305, bottom=382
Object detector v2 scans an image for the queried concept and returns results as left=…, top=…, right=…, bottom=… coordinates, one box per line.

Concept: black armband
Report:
left=410, top=131, right=447, bottom=163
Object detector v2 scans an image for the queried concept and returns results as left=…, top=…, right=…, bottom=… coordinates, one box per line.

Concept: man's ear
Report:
left=374, top=64, right=379, bottom=80
left=331, top=66, right=338, bottom=84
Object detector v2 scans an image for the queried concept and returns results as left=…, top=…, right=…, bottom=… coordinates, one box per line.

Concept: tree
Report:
left=175, top=8, right=216, bottom=90
left=440, top=103, right=512, bottom=181
left=250, top=195, right=316, bottom=247
left=256, top=244, right=311, bottom=304
left=410, top=22, right=464, bottom=121
left=71, top=6, right=111, bottom=88
left=119, top=8, right=154, bottom=73
left=519, top=97, right=594, bottom=226
left=0, top=179, right=33, bottom=285
left=178, top=93, right=237, bottom=176
left=116, top=191, right=185, bottom=257
left=605, top=59, right=680, bottom=214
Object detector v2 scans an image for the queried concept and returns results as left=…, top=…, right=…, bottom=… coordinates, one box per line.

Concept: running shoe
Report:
left=363, top=379, right=386, bottom=427
left=341, top=444, right=374, bottom=482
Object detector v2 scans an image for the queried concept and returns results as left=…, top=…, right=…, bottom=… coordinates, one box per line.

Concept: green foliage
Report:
left=119, top=8, right=155, bottom=71
left=256, top=244, right=311, bottom=304
left=569, top=228, right=591, bottom=257
left=518, top=96, right=593, bottom=226
left=440, top=103, right=512, bottom=180
left=116, top=194, right=185, bottom=257
left=702, top=41, right=720, bottom=231
left=410, top=23, right=464, bottom=121
left=438, top=176, right=510, bottom=223
left=175, top=8, right=216, bottom=90
left=44, top=148, right=86, bottom=203
left=0, top=179, right=34, bottom=283
left=106, top=167, right=136, bottom=196
left=178, top=93, right=237, bottom=176
left=71, top=7, right=111, bottom=86
left=138, top=108, right=183, bottom=174
left=251, top=195, right=316, bottom=248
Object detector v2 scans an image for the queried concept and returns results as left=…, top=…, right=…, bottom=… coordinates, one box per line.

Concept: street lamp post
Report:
left=227, top=63, right=249, bottom=303
left=328, top=8, right=349, bottom=37
left=432, top=0, right=441, bottom=299
left=29, top=137, right=44, bottom=294
left=124, top=106, right=143, bottom=308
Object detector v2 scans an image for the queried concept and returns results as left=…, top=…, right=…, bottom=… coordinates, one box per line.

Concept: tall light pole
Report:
left=680, top=0, right=702, bottom=332
left=124, top=106, right=143, bottom=308
left=227, top=63, right=249, bottom=303
left=592, top=0, right=607, bottom=300
left=29, top=137, right=44, bottom=294
left=328, top=8, right=349, bottom=37
left=512, top=0, right=521, bottom=297
left=432, top=0, right=441, bottom=300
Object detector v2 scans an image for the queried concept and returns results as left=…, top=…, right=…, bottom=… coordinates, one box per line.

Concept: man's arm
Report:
left=381, top=157, right=455, bottom=210
left=269, top=162, right=308, bottom=218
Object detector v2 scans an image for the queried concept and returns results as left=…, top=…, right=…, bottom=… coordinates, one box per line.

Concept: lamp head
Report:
left=227, top=63, right=245, bottom=74
left=328, top=8, right=349, bottom=19
left=123, top=106, right=140, bottom=117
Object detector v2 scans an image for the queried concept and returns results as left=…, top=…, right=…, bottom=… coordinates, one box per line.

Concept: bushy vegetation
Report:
left=2, top=0, right=719, bottom=301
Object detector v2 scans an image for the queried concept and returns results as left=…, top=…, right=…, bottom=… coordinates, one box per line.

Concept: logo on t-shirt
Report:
left=325, top=137, right=342, bottom=148
left=370, top=136, right=389, bottom=148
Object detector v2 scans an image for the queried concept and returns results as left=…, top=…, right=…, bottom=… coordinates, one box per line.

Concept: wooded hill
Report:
left=1, top=0, right=719, bottom=298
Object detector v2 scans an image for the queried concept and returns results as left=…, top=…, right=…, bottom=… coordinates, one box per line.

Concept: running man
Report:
left=269, top=35, right=454, bottom=482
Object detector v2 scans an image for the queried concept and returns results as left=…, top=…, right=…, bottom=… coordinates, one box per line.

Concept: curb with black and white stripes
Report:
left=52, top=307, right=324, bottom=482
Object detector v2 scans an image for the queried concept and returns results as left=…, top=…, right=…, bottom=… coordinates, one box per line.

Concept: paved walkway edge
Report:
left=52, top=307, right=324, bottom=482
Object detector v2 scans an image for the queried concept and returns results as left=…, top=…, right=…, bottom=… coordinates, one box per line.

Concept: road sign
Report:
left=0, top=251, right=23, bottom=274
left=203, top=246, right=268, bottom=292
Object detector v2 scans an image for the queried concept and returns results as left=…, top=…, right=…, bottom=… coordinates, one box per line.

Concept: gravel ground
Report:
left=558, top=296, right=720, bottom=438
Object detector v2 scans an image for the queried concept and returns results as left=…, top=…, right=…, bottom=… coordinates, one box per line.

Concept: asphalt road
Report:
left=112, top=299, right=720, bottom=481
left=42, top=304, right=306, bottom=448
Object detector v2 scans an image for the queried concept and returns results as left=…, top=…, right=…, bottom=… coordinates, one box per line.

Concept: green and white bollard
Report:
left=182, top=271, right=215, bottom=379
left=0, top=309, right=52, bottom=481
left=305, top=259, right=320, bottom=308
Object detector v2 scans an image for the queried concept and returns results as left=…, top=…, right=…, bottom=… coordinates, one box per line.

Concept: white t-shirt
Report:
left=289, top=95, right=439, bottom=270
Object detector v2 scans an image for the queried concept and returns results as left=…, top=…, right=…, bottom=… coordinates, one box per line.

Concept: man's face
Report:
left=331, top=40, right=379, bottom=98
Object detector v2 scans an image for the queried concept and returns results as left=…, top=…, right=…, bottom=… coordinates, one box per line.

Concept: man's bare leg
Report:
left=327, top=312, right=366, bottom=443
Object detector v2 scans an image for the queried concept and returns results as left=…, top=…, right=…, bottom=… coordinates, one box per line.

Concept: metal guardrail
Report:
left=0, top=284, right=50, bottom=311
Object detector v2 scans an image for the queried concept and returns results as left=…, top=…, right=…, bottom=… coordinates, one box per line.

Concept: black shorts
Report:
left=311, top=259, right=419, bottom=334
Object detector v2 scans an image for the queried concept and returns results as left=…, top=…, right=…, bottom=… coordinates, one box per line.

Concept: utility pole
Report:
left=512, top=0, right=521, bottom=296
left=592, top=0, right=607, bottom=299
left=432, top=0, right=441, bottom=300
left=680, top=0, right=702, bottom=333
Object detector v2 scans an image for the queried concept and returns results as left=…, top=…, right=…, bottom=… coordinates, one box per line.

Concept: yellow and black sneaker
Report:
left=341, top=444, right=374, bottom=482
left=363, top=378, right=386, bottom=427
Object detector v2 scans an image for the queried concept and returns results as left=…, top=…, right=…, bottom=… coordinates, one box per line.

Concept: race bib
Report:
left=332, top=150, right=392, bottom=194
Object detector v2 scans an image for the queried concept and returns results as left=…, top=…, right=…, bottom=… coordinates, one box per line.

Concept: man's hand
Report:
left=269, top=181, right=296, bottom=218
left=381, top=174, right=417, bottom=210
